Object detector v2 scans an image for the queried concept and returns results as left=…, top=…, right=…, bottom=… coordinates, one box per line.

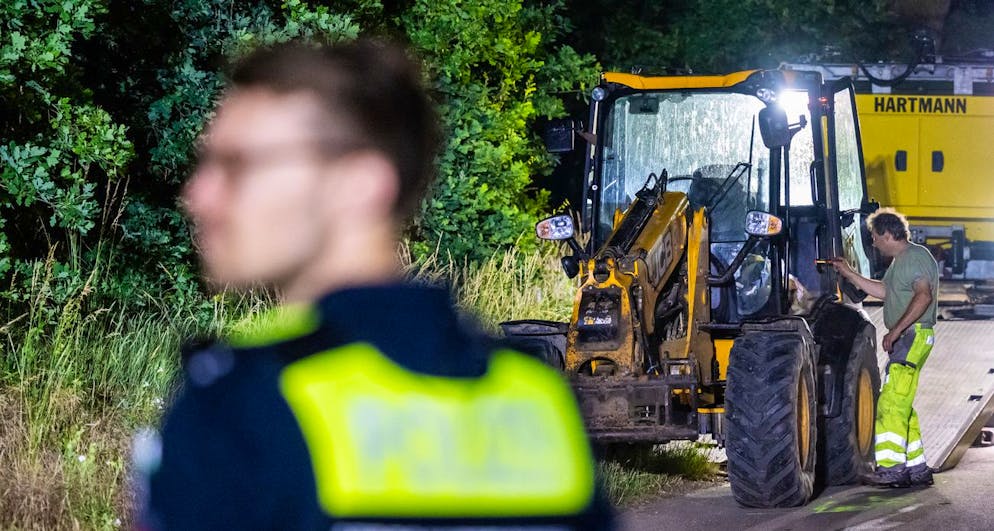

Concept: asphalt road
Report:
left=621, top=445, right=994, bottom=530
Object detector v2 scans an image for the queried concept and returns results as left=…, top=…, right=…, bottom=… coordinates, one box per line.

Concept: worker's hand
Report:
left=827, top=257, right=855, bottom=279
left=882, top=329, right=900, bottom=353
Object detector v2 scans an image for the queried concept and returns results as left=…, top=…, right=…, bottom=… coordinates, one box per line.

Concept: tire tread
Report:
left=726, top=332, right=816, bottom=508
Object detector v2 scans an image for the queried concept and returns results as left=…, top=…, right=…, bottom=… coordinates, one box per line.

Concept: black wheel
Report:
left=821, top=325, right=880, bottom=485
left=498, top=335, right=564, bottom=370
left=726, top=332, right=817, bottom=508
left=497, top=321, right=567, bottom=371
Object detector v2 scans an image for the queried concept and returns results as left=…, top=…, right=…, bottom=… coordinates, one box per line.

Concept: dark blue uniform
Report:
left=142, top=284, right=613, bottom=530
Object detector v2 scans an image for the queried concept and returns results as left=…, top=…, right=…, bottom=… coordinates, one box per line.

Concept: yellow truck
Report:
left=784, top=60, right=994, bottom=280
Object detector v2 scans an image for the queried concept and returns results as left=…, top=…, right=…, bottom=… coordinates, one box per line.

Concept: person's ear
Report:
left=320, top=151, right=399, bottom=221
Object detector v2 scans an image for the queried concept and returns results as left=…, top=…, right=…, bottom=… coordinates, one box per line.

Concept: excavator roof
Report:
left=602, top=71, right=759, bottom=90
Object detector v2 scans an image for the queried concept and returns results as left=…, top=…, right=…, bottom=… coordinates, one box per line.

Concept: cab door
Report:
left=829, top=81, right=875, bottom=293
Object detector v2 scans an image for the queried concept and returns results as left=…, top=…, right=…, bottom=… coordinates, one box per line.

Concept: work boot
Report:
left=908, top=464, right=934, bottom=486
left=861, top=466, right=910, bottom=488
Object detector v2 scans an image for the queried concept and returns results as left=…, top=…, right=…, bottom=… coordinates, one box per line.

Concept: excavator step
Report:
left=866, top=306, right=994, bottom=471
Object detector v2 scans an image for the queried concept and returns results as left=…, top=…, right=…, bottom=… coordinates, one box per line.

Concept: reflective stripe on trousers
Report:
left=875, top=324, right=934, bottom=469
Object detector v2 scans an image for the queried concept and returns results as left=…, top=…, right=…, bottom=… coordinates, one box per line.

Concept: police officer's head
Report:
left=866, top=207, right=911, bottom=257
left=184, top=39, right=440, bottom=300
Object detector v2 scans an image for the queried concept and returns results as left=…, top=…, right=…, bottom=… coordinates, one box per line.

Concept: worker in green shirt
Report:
left=831, top=207, right=938, bottom=488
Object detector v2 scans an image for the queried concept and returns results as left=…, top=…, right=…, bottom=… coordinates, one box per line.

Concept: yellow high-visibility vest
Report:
left=279, top=342, right=596, bottom=519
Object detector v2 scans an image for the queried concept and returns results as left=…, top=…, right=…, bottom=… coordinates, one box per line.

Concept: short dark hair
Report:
left=229, top=38, right=441, bottom=221
left=866, top=207, right=910, bottom=241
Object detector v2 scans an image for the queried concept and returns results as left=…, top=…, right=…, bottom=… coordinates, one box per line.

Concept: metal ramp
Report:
left=865, top=306, right=994, bottom=471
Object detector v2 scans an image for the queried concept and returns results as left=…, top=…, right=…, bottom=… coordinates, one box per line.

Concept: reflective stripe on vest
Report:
left=279, top=342, right=596, bottom=519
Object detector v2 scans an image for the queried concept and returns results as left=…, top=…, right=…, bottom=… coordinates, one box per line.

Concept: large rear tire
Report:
left=726, top=332, right=817, bottom=508
left=821, top=329, right=880, bottom=485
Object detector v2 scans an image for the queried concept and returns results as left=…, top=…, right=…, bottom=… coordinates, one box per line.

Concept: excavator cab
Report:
left=514, top=68, right=882, bottom=508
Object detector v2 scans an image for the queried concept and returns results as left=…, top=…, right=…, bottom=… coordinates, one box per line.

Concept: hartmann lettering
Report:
left=873, top=96, right=967, bottom=114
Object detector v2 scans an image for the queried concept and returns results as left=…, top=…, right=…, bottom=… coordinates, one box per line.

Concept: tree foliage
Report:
left=1, top=0, right=596, bottom=313
left=0, top=0, right=374, bottom=315
left=110, top=0, right=367, bottom=307
left=943, top=0, right=994, bottom=55
left=404, top=0, right=597, bottom=261
left=1, top=0, right=133, bottom=299
left=564, top=0, right=923, bottom=73
left=7, top=0, right=988, bottom=313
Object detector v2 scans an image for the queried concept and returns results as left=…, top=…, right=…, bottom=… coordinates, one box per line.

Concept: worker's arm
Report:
left=829, top=257, right=886, bottom=299
left=882, top=277, right=934, bottom=353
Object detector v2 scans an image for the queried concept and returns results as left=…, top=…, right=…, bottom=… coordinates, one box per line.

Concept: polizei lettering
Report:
left=873, top=96, right=967, bottom=114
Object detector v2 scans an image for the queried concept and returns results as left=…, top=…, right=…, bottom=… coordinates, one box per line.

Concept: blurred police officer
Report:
left=140, top=39, right=613, bottom=530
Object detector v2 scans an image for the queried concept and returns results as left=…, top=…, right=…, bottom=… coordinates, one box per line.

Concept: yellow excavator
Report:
left=503, top=68, right=882, bottom=507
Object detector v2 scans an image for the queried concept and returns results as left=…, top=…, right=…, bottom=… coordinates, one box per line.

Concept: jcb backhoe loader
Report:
left=503, top=69, right=882, bottom=507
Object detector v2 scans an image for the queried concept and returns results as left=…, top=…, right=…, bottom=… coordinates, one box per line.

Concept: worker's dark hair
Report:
left=866, top=207, right=910, bottom=241
left=228, top=38, right=441, bottom=221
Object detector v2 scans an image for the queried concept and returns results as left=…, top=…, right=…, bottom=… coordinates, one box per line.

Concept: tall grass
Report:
left=1, top=261, right=271, bottom=529
left=1, top=243, right=714, bottom=528
left=598, top=443, right=720, bottom=506
left=404, top=242, right=578, bottom=330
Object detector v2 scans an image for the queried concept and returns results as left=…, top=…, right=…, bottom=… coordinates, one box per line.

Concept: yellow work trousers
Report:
left=874, top=324, right=934, bottom=469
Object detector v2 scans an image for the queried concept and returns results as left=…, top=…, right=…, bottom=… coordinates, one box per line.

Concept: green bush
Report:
left=2, top=0, right=595, bottom=317
left=1, top=1, right=375, bottom=316
left=0, top=0, right=132, bottom=303
left=403, top=0, right=597, bottom=262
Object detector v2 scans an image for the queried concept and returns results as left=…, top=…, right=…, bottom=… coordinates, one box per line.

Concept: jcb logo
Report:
left=646, top=229, right=674, bottom=287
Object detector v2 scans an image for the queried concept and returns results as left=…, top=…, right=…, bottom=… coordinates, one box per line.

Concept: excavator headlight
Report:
left=744, top=210, right=783, bottom=237
left=535, top=215, right=575, bottom=240
left=591, top=85, right=608, bottom=102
